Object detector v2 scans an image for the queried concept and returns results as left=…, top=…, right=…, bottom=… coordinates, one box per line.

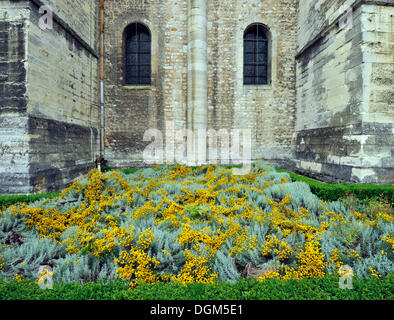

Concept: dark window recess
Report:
left=124, top=23, right=151, bottom=85
left=244, top=24, right=268, bottom=85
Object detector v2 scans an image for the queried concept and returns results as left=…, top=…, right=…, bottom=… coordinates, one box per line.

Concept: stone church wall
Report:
left=0, top=0, right=392, bottom=194
left=0, top=2, right=32, bottom=194
left=103, top=0, right=298, bottom=168
left=295, top=0, right=393, bottom=183
left=206, top=0, right=298, bottom=164
left=0, top=0, right=100, bottom=194
left=103, top=0, right=188, bottom=168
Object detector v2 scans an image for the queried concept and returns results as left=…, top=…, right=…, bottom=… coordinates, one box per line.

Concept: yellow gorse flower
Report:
left=369, top=267, right=382, bottom=279
left=13, top=273, right=24, bottom=282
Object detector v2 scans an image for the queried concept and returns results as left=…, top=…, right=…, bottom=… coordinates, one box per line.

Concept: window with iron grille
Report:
left=244, top=24, right=269, bottom=85
left=124, top=23, right=151, bottom=85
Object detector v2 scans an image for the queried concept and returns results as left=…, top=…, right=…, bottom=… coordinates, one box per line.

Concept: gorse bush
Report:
left=0, top=160, right=393, bottom=288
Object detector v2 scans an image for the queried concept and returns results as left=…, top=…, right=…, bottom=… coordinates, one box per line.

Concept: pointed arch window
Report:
left=124, top=23, right=151, bottom=85
left=244, top=24, right=270, bottom=85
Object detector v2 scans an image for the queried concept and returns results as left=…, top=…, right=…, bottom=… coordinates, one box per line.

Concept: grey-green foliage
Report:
left=320, top=231, right=347, bottom=274
left=54, top=254, right=117, bottom=284
left=380, top=222, right=394, bottom=236
left=352, top=254, right=394, bottom=278
left=251, top=160, right=276, bottom=173
left=283, top=231, right=305, bottom=254
left=193, top=184, right=211, bottom=194
left=233, top=222, right=269, bottom=268
left=358, top=224, right=383, bottom=258
left=139, top=166, right=172, bottom=180
left=245, top=189, right=261, bottom=209
left=120, top=214, right=185, bottom=275
left=150, top=234, right=184, bottom=276
left=235, top=246, right=263, bottom=268
left=325, top=200, right=351, bottom=216
left=213, top=249, right=240, bottom=283
left=162, top=183, right=182, bottom=198
left=0, top=211, right=27, bottom=241
left=249, top=221, right=269, bottom=246
left=148, top=192, right=163, bottom=207
left=0, top=235, right=66, bottom=281
left=256, top=171, right=290, bottom=185
left=1, top=160, right=393, bottom=284
left=329, top=223, right=381, bottom=259
left=131, top=214, right=156, bottom=237
left=263, top=182, right=322, bottom=215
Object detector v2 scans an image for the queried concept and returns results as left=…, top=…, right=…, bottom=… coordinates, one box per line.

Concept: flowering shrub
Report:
left=0, top=160, right=393, bottom=287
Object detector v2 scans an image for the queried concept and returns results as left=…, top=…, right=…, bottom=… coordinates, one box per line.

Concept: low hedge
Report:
left=0, top=275, right=393, bottom=300
left=0, top=193, right=59, bottom=211
left=276, top=168, right=393, bottom=203
left=121, top=168, right=141, bottom=175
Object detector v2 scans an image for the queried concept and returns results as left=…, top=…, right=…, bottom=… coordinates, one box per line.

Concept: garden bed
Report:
left=0, top=160, right=393, bottom=299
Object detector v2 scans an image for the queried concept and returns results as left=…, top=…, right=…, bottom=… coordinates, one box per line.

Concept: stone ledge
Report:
left=122, top=85, right=153, bottom=90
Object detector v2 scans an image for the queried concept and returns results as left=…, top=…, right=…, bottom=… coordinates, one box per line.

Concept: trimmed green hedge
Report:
left=121, top=168, right=141, bottom=175
left=0, top=193, right=59, bottom=210
left=0, top=275, right=393, bottom=300
left=276, top=168, right=394, bottom=203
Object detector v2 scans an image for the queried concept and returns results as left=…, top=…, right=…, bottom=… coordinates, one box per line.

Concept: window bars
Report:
left=125, top=23, right=151, bottom=85
left=244, top=24, right=269, bottom=85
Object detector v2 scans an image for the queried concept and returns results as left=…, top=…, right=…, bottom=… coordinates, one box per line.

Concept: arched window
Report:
left=124, top=23, right=151, bottom=85
left=244, top=24, right=269, bottom=85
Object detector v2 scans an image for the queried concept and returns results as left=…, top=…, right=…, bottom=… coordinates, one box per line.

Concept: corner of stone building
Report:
left=0, top=1, right=32, bottom=194
left=293, top=0, right=394, bottom=184
left=1, top=0, right=101, bottom=194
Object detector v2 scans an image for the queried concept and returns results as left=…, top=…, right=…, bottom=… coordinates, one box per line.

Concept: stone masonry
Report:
left=103, top=0, right=299, bottom=169
left=0, top=0, right=100, bottom=193
left=295, top=0, right=394, bottom=183
left=0, top=0, right=393, bottom=194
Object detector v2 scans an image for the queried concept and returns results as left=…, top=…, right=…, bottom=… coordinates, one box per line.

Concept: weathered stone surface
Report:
left=0, top=1, right=100, bottom=194
left=104, top=0, right=298, bottom=168
left=27, top=115, right=99, bottom=193
left=0, top=0, right=393, bottom=194
left=0, top=18, right=27, bottom=115
left=295, top=0, right=394, bottom=183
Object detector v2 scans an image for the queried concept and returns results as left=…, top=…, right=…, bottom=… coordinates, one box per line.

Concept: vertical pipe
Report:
left=187, top=0, right=208, bottom=165
left=99, top=0, right=105, bottom=158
